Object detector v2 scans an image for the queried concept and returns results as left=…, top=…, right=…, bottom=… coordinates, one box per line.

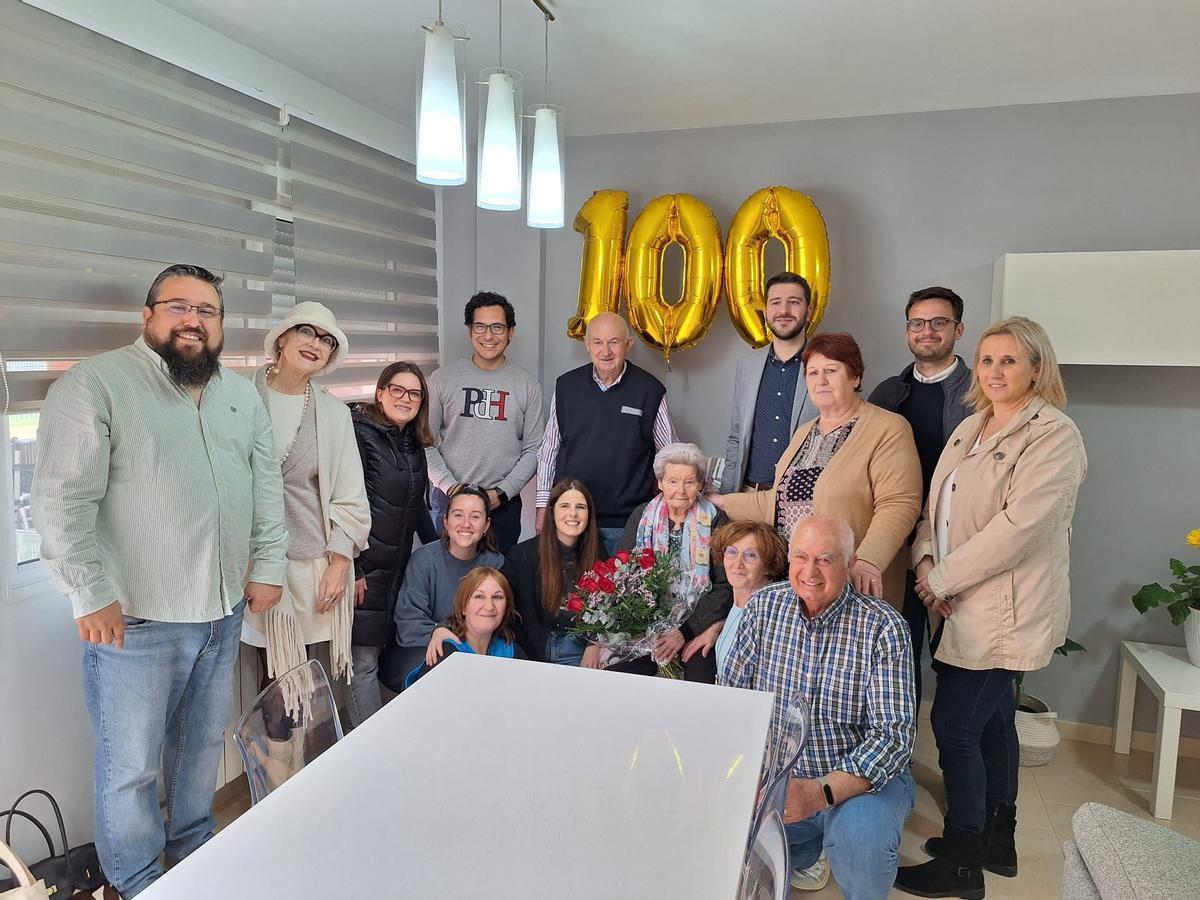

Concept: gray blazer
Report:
left=722, top=349, right=819, bottom=492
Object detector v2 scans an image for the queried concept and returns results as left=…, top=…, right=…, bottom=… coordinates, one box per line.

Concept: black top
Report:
left=898, top=376, right=946, bottom=502
left=616, top=502, right=733, bottom=640
left=553, top=363, right=666, bottom=528
left=350, top=405, right=437, bottom=647
left=502, top=536, right=582, bottom=661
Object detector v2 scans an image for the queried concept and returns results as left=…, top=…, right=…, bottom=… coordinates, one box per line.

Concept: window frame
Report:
left=2, top=413, right=52, bottom=604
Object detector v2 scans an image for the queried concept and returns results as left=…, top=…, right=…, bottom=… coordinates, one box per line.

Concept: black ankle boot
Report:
left=984, top=805, right=1017, bottom=877
left=924, top=805, right=1018, bottom=878
left=896, top=826, right=986, bottom=899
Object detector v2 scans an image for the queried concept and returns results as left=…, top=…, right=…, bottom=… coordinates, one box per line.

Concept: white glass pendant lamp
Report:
left=477, top=68, right=523, bottom=210
left=415, top=19, right=467, bottom=186
left=526, top=104, right=564, bottom=228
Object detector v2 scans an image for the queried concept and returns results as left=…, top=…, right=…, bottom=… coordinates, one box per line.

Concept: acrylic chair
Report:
left=234, top=659, right=343, bottom=805
left=738, top=690, right=811, bottom=900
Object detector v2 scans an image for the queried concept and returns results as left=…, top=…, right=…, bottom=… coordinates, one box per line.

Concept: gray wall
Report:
left=443, top=91, right=1200, bottom=736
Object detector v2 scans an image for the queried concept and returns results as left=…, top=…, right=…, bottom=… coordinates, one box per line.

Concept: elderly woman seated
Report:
left=609, top=442, right=732, bottom=683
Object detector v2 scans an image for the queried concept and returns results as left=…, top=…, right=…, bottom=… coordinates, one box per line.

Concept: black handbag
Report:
left=0, top=790, right=107, bottom=897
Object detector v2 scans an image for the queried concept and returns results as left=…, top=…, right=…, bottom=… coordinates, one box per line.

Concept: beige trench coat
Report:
left=913, top=397, right=1087, bottom=672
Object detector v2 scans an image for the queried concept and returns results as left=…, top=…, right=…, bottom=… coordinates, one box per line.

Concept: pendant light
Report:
left=477, top=0, right=523, bottom=210
left=415, top=2, right=467, bottom=186
left=526, top=12, right=564, bottom=228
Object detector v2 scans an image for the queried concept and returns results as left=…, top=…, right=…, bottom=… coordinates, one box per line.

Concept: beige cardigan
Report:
left=913, top=397, right=1086, bottom=672
left=723, top=401, right=922, bottom=609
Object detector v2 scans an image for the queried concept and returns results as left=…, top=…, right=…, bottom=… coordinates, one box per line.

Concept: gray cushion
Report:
left=1061, top=840, right=1102, bottom=900
left=1071, top=801, right=1200, bottom=898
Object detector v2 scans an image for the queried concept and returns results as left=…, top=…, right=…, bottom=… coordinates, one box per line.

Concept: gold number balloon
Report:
left=623, top=193, right=723, bottom=365
left=725, top=186, right=831, bottom=348
left=568, top=189, right=629, bottom=340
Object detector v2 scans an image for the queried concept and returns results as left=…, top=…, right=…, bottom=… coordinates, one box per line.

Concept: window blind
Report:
left=0, top=1, right=440, bottom=410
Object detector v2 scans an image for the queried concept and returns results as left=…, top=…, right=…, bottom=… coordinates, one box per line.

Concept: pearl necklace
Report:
left=266, top=367, right=312, bottom=464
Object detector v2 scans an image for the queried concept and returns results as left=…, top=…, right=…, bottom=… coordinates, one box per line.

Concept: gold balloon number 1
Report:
left=570, top=186, right=831, bottom=358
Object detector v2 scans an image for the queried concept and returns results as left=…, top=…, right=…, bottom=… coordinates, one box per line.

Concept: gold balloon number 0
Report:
left=570, top=186, right=830, bottom=358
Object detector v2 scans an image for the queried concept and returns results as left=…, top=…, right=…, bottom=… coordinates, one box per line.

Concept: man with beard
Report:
left=722, top=272, right=820, bottom=494
left=32, top=264, right=287, bottom=898
left=867, top=286, right=971, bottom=705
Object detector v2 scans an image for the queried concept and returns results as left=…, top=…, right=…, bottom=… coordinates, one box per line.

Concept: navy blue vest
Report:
left=554, top=363, right=666, bottom=528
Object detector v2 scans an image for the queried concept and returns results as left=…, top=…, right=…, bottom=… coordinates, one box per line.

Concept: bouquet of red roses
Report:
left=566, top=547, right=690, bottom=677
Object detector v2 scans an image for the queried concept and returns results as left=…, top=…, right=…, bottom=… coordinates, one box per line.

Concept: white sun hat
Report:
left=263, top=301, right=350, bottom=375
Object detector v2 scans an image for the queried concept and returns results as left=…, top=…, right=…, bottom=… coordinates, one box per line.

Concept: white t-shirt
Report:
left=266, top=386, right=306, bottom=461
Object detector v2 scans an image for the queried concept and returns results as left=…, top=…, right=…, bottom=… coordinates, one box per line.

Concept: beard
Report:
left=910, top=340, right=952, bottom=362
left=767, top=316, right=807, bottom=341
left=146, top=328, right=223, bottom=388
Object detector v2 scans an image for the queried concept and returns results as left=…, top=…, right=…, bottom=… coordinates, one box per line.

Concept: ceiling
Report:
left=159, top=0, right=1200, bottom=137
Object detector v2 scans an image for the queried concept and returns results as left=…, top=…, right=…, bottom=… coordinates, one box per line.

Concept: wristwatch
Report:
left=494, top=488, right=509, bottom=506
left=816, top=775, right=835, bottom=807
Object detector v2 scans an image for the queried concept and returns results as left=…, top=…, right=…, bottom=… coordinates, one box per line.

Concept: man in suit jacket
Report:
left=722, top=272, right=820, bottom=494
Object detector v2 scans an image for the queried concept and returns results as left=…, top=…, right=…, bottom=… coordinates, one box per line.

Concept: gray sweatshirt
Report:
left=424, top=356, right=544, bottom=499
left=392, top=540, right=505, bottom=647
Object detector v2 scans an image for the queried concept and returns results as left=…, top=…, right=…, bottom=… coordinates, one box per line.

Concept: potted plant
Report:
left=1131, top=529, right=1200, bottom=667
left=1014, top=639, right=1086, bottom=767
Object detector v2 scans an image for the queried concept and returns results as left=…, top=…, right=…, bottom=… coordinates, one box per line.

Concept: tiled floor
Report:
left=213, top=730, right=1200, bottom=899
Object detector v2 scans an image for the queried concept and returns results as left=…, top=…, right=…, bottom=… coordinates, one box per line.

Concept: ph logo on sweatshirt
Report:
left=459, top=387, right=509, bottom=421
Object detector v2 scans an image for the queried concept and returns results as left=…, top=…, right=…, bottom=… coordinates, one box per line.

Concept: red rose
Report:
left=640, top=547, right=655, bottom=561
left=615, top=549, right=631, bottom=564
left=578, top=576, right=599, bottom=593
left=566, top=594, right=584, bottom=614
left=598, top=576, right=617, bottom=593
left=591, top=560, right=608, bottom=576
left=638, top=549, right=655, bottom=570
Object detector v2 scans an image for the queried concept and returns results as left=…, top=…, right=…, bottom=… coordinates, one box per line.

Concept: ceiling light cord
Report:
left=498, top=0, right=503, bottom=72
left=543, top=12, right=550, bottom=100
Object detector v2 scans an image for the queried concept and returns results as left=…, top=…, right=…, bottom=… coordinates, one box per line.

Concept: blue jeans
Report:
left=544, top=631, right=587, bottom=666
left=597, top=526, right=625, bottom=558
left=930, top=660, right=1019, bottom=833
left=785, top=768, right=915, bottom=900
left=83, top=602, right=245, bottom=898
left=345, top=644, right=383, bottom=727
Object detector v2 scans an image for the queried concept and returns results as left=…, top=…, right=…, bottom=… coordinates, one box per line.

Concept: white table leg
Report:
left=1151, top=704, right=1181, bottom=819
left=1113, top=654, right=1136, bottom=754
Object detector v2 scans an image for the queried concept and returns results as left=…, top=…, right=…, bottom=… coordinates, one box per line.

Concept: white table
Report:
left=1113, top=640, right=1200, bottom=819
left=143, top=653, right=775, bottom=899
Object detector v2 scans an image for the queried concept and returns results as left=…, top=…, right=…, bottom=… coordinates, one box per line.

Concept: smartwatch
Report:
left=817, top=775, right=835, bottom=807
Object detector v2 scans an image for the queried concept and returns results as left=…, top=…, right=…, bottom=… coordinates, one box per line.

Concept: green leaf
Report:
left=1054, top=638, right=1087, bottom=656
left=1133, top=582, right=1174, bottom=613
left=1168, top=599, right=1193, bottom=627
left=1187, top=566, right=1200, bottom=576
left=1170, top=558, right=1187, bottom=579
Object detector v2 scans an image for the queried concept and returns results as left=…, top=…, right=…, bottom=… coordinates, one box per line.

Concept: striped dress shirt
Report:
left=32, top=337, right=288, bottom=622
left=720, top=580, right=915, bottom=791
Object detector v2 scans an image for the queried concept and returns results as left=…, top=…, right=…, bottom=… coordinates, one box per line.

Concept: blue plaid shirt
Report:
left=720, top=580, right=915, bottom=791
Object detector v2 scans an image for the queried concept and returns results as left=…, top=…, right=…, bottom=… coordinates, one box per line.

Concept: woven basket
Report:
left=1015, top=692, right=1060, bottom=767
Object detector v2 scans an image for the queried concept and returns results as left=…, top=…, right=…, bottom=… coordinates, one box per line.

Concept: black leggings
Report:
left=607, top=650, right=717, bottom=684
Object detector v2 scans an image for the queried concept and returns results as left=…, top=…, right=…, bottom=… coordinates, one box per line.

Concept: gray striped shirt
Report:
left=31, top=337, right=288, bottom=622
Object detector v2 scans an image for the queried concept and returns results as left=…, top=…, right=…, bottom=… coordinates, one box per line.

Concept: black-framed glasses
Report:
left=150, top=300, right=224, bottom=320
left=294, top=323, right=339, bottom=352
left=385, top=384, right=424, bottom=402
left=906, top=316, right=959, bottom=333
left=470, top=322, right=509, bottom=335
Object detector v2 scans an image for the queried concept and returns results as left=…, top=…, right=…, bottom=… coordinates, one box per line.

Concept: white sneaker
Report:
left=789, top=856, right=831, bottom=891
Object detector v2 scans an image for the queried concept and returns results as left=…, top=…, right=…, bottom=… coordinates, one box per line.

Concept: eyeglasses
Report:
left=150, top=300, right=223, bottom=320
left=385, top=384, right=424, bottom=402
left=294, top=323, right=339, bottom=352
left=470, top=322, right=509, bottom=335
left=906, top=316, right=959, bottom=333
left=723, top=547, right=762, bottom=563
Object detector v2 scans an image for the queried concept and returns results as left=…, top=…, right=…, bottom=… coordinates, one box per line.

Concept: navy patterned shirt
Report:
left=720, top=580, right=915, bottom=791
left=745, top=346, right=804, bottom=484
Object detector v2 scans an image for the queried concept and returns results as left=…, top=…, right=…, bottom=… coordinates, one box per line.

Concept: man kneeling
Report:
left=721, top=516, right=916, bottom=899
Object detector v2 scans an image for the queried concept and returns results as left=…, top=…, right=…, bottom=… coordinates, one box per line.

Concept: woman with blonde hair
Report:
left=895, top=317, right=1086, bottom=899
